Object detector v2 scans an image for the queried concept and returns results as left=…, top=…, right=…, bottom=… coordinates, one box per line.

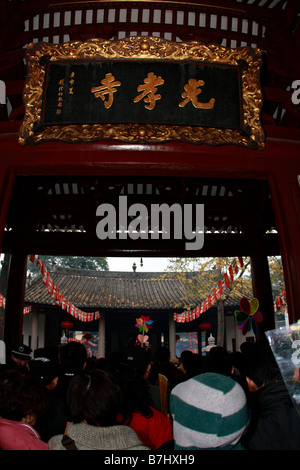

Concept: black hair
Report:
left=60, top=342, right=87, bottom=374
left=243, top=340, right=283, bottom=388
left=206, top=346, right=233, bottom=376
left=118, top=375, right=154, bottom=424
left=155, top=346, right=171, bottom=362
left=0, top=369, right=45, bottom=421
left=66, top=369, right=121, bottom=426
left=183, top=353, right=206, bottom=377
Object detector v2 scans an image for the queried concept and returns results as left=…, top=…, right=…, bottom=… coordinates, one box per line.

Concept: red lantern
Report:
left=61, top=320, right=74, bottom=330
left=61, top=320, right=74, bottom=336
left=199, top=322, right=212, bottom=331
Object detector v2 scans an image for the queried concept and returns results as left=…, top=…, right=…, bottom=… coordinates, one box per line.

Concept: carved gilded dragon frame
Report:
left=19, top=36, right=265, bottom=149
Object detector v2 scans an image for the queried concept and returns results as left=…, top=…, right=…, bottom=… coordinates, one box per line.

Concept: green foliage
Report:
left=165, top=257, right=252, bottom=310
left=27, top=255, right=109, bottom=276
left=268, top=256, right=285, bottom=289
left=165, top=255, right=286, bottom=309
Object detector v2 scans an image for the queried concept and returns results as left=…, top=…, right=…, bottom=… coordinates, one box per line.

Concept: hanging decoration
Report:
left=198, top=322, right=212, bottom=331
left=61, top=320, right=74, bottom=336
left=234, top=297, right=263, bottom=335
left=135, top=315, right=153, bottom=347
left=28, top=255, right=102, bottom=322
left=0, top=294, right=32, bottom=315
left=173, top=257, right=245, bottom=323
left=23, top=306, right=32, bottom=314
left=274, top=289, right=287, bottom=313
left=137, top=334, right=149, bottom=344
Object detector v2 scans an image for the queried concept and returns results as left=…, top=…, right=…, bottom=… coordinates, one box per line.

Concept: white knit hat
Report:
left=170, top=372, right=249, bottom=450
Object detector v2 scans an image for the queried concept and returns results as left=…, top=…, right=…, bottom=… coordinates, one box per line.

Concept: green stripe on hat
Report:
left=219, top=403, right=249, bottom=437
left=171, top=389, right=248, bottom=437
left=192, top=372, right=236, bottom=394
left=170, top=394, right=222, bottom=436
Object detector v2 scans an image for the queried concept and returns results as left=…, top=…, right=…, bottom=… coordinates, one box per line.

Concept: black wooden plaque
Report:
left=41, top=60, right=243, bottom=130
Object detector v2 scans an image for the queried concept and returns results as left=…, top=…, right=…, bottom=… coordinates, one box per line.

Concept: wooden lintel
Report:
left=2, top=230, right=280, bottom=258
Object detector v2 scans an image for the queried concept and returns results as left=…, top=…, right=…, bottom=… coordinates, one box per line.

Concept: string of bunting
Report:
left=173, top=257, right=245, bottom=323
left=0, top=294, right=32, bottom=315
left=28, top=255, right=102, bottom=322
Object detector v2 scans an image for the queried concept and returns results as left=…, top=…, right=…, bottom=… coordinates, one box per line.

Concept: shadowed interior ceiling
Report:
left=3, top=174, right=278, bottom=257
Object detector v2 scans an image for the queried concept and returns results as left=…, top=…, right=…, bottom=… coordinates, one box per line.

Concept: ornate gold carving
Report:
left=19, top=36, right=265, bottom=149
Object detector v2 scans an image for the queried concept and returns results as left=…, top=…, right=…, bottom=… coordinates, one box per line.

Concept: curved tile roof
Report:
left=25, top=267, right=248, bottom=310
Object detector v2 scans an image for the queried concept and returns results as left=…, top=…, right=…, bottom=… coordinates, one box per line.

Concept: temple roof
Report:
left=24, top=266, right=249, bottom=310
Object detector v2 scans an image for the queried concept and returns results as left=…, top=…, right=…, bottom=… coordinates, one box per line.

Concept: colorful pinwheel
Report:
left=135, top=315, right=153, bottom=334
left=135, top=315, right=153, bottom=347
left=235, top=297, right=263, bottom=335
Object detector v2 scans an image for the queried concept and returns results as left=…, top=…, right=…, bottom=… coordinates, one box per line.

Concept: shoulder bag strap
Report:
left=62, top=434, right=78, bottom=450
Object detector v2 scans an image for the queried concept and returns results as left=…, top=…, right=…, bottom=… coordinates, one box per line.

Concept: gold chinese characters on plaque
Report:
left=19, top=36, right=265, bottom=149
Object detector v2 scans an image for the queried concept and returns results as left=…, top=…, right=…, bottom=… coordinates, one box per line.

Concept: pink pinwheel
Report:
left=235, top=297, right=263, bottom=335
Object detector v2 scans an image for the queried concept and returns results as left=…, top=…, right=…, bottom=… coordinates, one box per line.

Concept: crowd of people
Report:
left=0, top=337, right=300, bottom=450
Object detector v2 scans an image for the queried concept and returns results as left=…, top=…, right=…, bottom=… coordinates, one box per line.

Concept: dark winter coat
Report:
left=243, top=381, right=300, bottom=450
left=34, top=388, right=68, bottom=442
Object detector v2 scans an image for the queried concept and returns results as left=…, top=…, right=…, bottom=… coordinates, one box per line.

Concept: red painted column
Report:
left=0, top=167, right=15, bottom=252
left=268, top=173, right=300, bottom=324
left=250, top=245, right=275, bottom=337
left=4, top=245, right=28, bottom=354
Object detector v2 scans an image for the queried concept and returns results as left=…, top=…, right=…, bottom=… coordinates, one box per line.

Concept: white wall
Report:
left=225, top=314, right=255, bottom=352
left=22, top=311, right=45, bottom=352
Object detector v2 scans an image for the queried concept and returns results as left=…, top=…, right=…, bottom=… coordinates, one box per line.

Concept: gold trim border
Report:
left=19, top=36, right=265, bottom=149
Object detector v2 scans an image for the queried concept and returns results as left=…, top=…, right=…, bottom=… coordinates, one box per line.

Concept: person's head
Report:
left=66, top=369, right=122, bottom=426
left=34, top=345, right=60, bottom=363
left=170, top=372, right=249, bottom=450
left=29, top=357, right=61, bottom=390
left=183, top=353, right=206, bottom=377
left=155, top=346, right=170, bottom=363
left=230, top=351, right=247, bottom=377
left=0, top=369, right=44, bottom=425
left=60, top=342, right=87, bottom=374
left=11, top=343, right=32, bottom=368
left=243, top=340, right=284, bottom=391
left=123, top=346, right=151, bottom=379
left=206, top=346, right=233, bottom=376
left=181, top=350, right=193, bottom=366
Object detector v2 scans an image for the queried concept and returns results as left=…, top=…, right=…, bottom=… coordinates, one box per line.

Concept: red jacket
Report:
left=119, top=407, right=173, bottom=450
left=0, top=418, right=48, bottom=450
